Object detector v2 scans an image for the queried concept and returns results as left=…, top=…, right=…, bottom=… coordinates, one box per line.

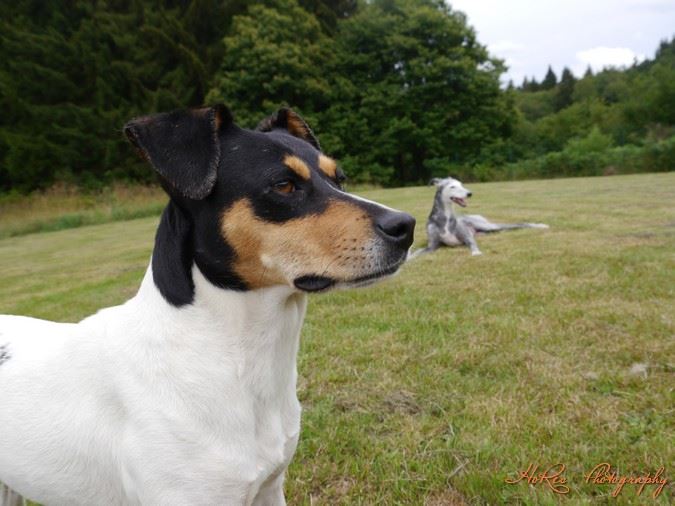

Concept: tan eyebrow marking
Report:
left=318, top=154, right=337, bottom=179
left=283, top=154, right=311, bottom=180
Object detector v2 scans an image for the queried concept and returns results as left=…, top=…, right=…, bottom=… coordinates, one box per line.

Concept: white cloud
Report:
left=576, top=46, right=646, bottom=71
left=628, top=0, right=675, bottom=12
left=450, top=0, right=674, bottom=84
left=488, top=40, right=525, bottom=53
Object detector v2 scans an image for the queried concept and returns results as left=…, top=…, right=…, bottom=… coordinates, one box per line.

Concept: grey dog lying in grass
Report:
left=413, top=176, right=549, bottom=257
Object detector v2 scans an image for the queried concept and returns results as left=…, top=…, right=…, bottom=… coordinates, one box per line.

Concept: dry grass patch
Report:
left=0, top=183, right=166, bottom=238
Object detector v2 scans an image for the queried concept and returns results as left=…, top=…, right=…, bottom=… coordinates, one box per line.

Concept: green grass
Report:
left=1, top=173, right=673, bottom=505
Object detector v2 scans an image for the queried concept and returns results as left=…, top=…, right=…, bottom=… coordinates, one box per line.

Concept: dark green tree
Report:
left=298, top=0, right=358, bottom=32
left=206, top=0, right=334, bottom=127
left=321, top=0, right=513, bottom=184
left=0, top=0, right=238, bottom=192
left=525, top=76, right=540, bottom=92
left=554, top=67, right=576, bottom=111
left=541, top=65, right=557, bottom=89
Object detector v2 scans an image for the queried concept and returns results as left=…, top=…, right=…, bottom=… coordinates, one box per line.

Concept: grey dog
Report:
left=413, top=177, right=548, bottom=256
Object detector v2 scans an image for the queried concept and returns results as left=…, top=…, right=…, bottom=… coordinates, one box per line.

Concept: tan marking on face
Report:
left=318, top=154, right=337, bottom=179
left=286, top=112, right=310, bottom=140
left=221, top=199, right=374, bottom=289
left=284, top=154, right=311, bottom=180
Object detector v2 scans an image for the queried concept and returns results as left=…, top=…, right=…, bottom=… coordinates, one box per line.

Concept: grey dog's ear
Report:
left=257, top=108, right=321, bottom=150
left=124, top=105, right=232, bottom=200
left=429, top=178, right=442, bottom=186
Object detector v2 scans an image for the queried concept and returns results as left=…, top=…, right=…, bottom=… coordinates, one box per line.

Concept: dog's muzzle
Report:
left=293, top=209, right=415, bottom=293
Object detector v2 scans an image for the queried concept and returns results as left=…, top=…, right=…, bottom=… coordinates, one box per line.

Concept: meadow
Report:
left=1, top=173, right=673, bottom=505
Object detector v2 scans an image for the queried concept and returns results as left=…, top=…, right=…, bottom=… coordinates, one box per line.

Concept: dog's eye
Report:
left=273, top=181, right=296, bottom=194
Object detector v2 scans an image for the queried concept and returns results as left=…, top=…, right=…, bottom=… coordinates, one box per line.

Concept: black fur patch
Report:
left=152, top=202, right=199, bottom=306
left=124, top=106, right=231, bottom=200
left=0, top=343, right=10, bottom=366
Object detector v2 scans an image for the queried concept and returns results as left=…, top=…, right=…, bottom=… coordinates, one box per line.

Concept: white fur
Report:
left=0, top=265, right=306, bottom=505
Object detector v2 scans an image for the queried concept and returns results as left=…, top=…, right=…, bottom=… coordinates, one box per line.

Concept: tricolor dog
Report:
left=416, top=176, right=548, bottom=256
left=0, top=105, right=415, bottom=505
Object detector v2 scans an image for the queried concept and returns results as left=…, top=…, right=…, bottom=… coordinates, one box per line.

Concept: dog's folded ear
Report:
left=429, top=178, right=441, bottom=186
left=124, top=105, right=232, bottom=200
left=256, top=108, right=321, bottom=150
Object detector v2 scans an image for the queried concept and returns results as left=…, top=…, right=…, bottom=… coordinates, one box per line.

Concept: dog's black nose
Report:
left=467, top=192, right=473, bottom=197
left=375, top=211, right=415, bottom=249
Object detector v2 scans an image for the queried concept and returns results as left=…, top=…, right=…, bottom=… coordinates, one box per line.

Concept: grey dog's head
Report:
left=429, top=177, right=472, bottom=208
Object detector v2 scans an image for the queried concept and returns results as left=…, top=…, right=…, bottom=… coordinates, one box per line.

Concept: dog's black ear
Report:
left=429, top=178, right=442, bottom=186
left=256, top=108, right=321, bottom=150
left=124, top=105, right=232, bottom=200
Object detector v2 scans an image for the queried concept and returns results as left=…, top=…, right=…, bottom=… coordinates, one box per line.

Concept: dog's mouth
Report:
left=450, top=197, right=467, bottom=207
left=293, top=276, right=336, bottom=292
left=293, top=259, right=405, bottom=293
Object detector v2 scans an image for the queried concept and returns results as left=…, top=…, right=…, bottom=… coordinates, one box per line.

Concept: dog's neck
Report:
left=130, top=263, right=308, bottom=400
left=442, top=201, right=456, bottom=218
left=434, top=188, right=456, bottom=221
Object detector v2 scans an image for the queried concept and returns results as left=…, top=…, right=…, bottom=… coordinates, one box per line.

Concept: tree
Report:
left=525, top=76, right=540, bottom=92
left=298, top=0, right=358, bottom=32
left=319, top=0, right=514, bottom=184
left=554, top=67, right=576, bottom=111
left=541, top=65, right=557, bottom=89
left=0, top=0, right=237, bottom=192
left=206, top=0, right=334, bottom=127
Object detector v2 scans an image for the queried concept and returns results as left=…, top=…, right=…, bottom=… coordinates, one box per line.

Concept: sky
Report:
left=448, top=0, right=675, bottom=85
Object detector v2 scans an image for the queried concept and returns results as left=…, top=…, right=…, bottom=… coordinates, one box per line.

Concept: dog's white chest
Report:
left=440, top=213, right=461, bottom=246
left=440, top=230, right=461, bottom=245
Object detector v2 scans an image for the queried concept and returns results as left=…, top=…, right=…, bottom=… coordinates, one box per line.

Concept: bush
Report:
left=565, top=126, right=613, bottom=155
left=492, top=136, right=675, bottom=180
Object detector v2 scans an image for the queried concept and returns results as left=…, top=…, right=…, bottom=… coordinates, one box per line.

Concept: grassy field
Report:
left=1, top=173, right=673, bottom=504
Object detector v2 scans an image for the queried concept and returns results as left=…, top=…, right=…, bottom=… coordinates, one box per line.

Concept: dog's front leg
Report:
left=468, top=239, right=482, bottom=256
left=456, top=221, right=482, bottom=255
left=410, top=226, right=441, bottom=258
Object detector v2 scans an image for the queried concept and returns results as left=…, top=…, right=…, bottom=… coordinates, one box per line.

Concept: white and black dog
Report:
left=0, top=105, right=415, bottom=506
left=415, top=176, right=547, bottom=256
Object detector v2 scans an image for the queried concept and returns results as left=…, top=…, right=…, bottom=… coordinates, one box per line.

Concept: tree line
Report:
left=0, top=0, right=673, bottom=193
